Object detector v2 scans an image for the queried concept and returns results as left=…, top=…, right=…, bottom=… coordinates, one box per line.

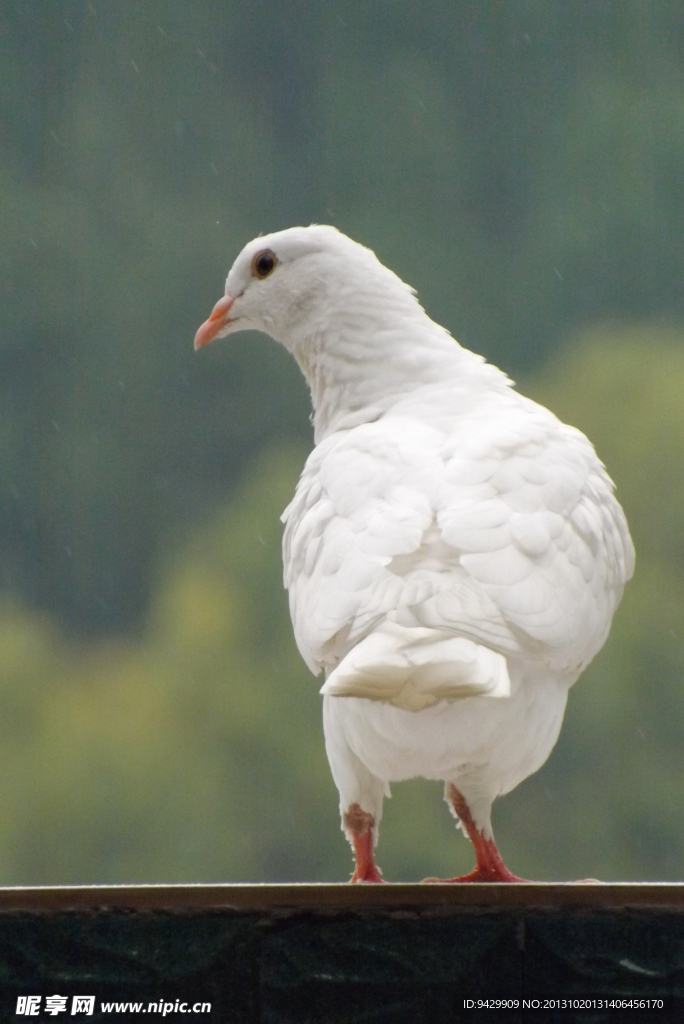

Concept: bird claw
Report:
left=350, top=866, right=385, bottom=883
left=422, top=867, right=527, bottom=883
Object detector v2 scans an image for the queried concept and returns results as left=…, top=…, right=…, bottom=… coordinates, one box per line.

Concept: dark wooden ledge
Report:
left=0, top=880, right=682, bottom=912
left=0, top=885, right=682, bottom=1021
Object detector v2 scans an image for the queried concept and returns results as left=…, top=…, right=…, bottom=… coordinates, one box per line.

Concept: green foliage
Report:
left=3, top=2, right=684, bottom=632
left=0, top=446, right=344, bottom=883
left=499, top=326, right=684, bottom=880
left=0, top=329, right=681, bottom=883
left=2, top=1, right=684, bottom=882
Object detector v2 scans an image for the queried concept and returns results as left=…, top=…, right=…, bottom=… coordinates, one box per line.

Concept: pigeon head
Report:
left=195, top=225, right=504, bottom=440
left=194, top=224, right=419, bottom=353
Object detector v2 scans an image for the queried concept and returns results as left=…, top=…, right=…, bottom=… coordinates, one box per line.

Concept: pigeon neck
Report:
left=291, top=309, right=504, bottom=443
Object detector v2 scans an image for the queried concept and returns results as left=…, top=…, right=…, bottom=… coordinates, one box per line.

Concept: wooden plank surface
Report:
left=0, top=882, right=681, bottom=912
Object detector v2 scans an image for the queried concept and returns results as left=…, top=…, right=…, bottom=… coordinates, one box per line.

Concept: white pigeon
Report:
left=195, top=225, right=634, bottom=883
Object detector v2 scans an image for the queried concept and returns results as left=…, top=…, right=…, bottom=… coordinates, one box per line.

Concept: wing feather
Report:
left=282, top=395, right=634, bottom=697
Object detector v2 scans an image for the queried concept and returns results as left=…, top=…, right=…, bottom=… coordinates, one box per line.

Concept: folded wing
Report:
left=282, top=396, right=634, bottom=709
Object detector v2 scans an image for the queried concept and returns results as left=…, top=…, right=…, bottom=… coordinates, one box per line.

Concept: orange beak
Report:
left=194, top=294, right=236, bottom=350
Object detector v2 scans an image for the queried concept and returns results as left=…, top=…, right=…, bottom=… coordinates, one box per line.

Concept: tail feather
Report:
left=320, top=622, right=510, bottom=711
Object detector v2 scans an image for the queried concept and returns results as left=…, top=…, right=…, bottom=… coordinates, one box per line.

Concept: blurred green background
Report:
left=1, top=0, right=683, bottom=884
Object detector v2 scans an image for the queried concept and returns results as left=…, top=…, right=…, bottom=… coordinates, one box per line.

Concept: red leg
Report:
left=344, top=803, right=384, bottom=883
left=425, top=785, right=526, bottom=883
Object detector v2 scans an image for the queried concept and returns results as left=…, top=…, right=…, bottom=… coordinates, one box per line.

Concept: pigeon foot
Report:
left=422, top=865, right=526, bottom=883
left=423, top=784, right=527, bottom=883
left=345, top=804, right=385, bottom=883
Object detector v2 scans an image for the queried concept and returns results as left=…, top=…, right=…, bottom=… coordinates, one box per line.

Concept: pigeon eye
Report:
left=251, top=249, right=278, bottom=279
